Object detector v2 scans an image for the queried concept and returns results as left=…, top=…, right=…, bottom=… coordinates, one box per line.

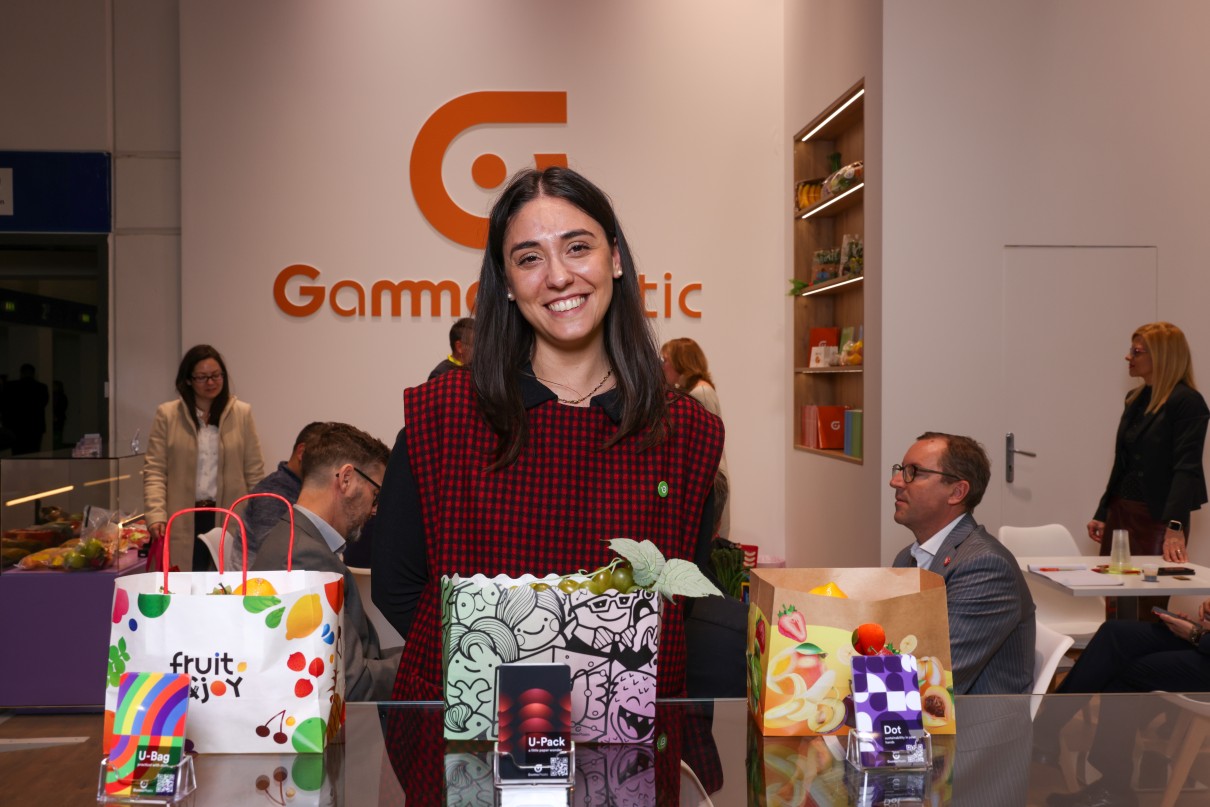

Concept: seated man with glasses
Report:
left=251, top=422, right=401, bottom=700
left=890, top=431, right=1036, bottom=694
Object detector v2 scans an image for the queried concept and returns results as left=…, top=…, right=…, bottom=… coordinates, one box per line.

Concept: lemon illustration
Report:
left=808, top=581, right=848, bottom=598
left=285, top=593, right=323, bottom=639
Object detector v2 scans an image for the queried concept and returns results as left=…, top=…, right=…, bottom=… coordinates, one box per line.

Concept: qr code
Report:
left=550, top=755, right=569, bottom=778
left=154, top=773, right=176, bottom=795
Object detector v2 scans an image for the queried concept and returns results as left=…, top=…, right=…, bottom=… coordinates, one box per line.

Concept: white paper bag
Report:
left=104, top=508, right=346, bottom=754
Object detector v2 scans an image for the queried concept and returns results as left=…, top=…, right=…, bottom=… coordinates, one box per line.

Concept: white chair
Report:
left=1159, top=693, right=1210, bottom=807
left=999, top=524, right=1105, bottom=648
left=198, top=527, right=243, bottom=572
left=1031, top=620, right=1074, bottom=720
left=347, top=566, right=405, bottom=649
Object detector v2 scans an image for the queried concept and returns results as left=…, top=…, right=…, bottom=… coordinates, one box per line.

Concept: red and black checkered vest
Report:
left=390, top=371, right=724, bottom=701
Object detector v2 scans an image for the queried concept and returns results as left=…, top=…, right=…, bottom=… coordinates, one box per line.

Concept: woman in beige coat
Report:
left=143, top=345, right=265, bottom=570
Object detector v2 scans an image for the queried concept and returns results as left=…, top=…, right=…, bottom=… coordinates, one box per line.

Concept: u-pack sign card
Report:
left=104, top=672, right=190, bottom=797
left=496, top=663, right=572, bottom=782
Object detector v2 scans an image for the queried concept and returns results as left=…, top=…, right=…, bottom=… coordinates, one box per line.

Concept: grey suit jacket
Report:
left=893, top=513, right=1036, bottom=695
left=251, top=511, right=402, bottom=701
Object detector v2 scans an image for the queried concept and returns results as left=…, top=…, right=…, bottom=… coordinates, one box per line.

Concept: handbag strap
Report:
left=223, top=492, right=297, bottom=572
left=162, top=507, right=248, bottom=592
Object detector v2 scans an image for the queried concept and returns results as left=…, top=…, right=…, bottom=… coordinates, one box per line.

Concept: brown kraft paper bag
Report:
left=747, top=567, right=956, bottom=736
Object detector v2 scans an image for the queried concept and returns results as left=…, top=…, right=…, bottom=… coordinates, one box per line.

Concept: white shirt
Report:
left=910, top=513, right=966, bottom=572
left=195, top=413, right=219, bottom=502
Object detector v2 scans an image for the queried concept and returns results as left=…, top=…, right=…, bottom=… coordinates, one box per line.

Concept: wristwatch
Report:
left=1168, top=519, right=1184, bottom=533
left=1191, top=624, right=1206, bottom=646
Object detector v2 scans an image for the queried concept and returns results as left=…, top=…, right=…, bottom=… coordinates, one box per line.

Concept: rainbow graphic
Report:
left=104, top=672, right=189, bottom=797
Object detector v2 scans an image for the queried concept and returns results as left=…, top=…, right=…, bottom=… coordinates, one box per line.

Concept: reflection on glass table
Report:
left=2, top=694, right=1209, bottom=805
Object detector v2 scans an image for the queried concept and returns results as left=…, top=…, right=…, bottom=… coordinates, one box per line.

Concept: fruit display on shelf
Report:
left=2, top=512, right=148, bottom=571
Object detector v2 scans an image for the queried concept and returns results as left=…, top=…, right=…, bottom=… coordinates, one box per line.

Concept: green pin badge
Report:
left=657, top=480, right=669, bottom=498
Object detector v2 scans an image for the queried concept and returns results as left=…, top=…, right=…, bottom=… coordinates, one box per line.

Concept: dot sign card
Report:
left=495, top=663, right=572, bottom=782
left=850, top=655, right=928, bottom=768
left=104, top=672, right=190, bottom=797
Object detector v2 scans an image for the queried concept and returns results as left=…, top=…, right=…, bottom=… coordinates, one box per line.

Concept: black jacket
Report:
left=1095, top=381, right=1209, bottom=525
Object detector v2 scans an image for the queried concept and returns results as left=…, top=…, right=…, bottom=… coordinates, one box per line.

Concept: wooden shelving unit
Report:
left=792, top=79, right=865, bottom=460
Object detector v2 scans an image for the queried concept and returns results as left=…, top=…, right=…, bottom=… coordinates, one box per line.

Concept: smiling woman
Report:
left=372, top=166, right=727, bottom=706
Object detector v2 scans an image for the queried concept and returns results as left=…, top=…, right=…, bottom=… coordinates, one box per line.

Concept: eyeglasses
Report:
left=1129, top=347, right=1148, bottom=357
left=890, top=463, right=960, bottom=484
left=191, top=372, right=224, bottom=383
left=351, top=467, right=381, bottom=505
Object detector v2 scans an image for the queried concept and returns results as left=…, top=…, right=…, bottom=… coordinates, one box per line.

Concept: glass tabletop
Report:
left=2, top=693, right=1207, bottom=805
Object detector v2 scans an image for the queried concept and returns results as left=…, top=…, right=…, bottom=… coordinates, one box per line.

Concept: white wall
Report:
left=880, top=0, right=1210, bottom=559
left=178, top=0, right=787, bottom=552
left=783, top=1, right=884, bottom=568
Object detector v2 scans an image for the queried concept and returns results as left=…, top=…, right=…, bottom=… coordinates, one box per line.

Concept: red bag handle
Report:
left=162, top=507, right=247, bottom=593
left=223, top=492, right=297, bottom=572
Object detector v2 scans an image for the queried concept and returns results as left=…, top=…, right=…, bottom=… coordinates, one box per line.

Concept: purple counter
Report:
left=0, top=549, right=142, bottom=709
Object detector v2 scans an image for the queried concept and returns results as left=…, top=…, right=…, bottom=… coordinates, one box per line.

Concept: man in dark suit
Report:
left=251, top=422, right=401, bottom=701
left=891, top=431, right=1035, bottom=695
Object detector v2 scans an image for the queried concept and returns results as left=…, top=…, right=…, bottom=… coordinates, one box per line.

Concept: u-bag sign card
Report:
left=104, top=672, right=190, bottom=798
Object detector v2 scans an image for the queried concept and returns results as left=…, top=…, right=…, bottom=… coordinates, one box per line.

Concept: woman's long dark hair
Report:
left=174, top=344, right=231, bottom=428
left=471, top=166, right=668, bottom=469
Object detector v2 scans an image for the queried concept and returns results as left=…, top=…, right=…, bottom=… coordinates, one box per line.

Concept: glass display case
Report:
left=1, top=449, right=145, bottom=542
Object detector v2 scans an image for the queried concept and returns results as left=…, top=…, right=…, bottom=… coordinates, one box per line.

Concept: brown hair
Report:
left=1128, top=322, right=1197, bottom=413
left=917, top=431, right=991, bottom=512
left=174, top=344, right=230, bottom=428
left=300, top=423, right=389, bottom=483
left=661, top=337, right=715, bottom=392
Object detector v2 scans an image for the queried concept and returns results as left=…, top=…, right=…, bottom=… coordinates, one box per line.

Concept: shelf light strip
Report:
left=799, top=183, right=863, bottom=220
left=799, top=275, right=864, bottom=297
left=83, top=474, right=132, bottom=488
left=5, top=484, right=75, bottom=507
left=800, top=88, right=865, bottom=142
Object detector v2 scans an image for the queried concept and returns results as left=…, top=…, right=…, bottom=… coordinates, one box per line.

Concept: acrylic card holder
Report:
left=98, top=671, right=195, bottom=803
left=493, top=663, right=575, bottom=788
left=844, top=654, right=933, bottom=771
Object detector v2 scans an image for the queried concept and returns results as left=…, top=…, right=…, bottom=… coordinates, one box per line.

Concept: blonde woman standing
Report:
left=1088, top=322, right=1208, bottom=564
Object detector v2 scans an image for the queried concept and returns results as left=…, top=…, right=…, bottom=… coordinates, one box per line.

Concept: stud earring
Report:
left=507, top=291, right=515, bottom=301
left=613, top=269, right=622, bottom=279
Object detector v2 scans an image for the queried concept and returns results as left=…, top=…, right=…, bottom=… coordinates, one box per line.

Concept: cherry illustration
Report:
left=254, top=710, right=289, bottom=744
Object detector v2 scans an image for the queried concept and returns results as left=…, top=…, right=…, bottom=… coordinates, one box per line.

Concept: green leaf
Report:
left=653, top=558, right=723, bottom=601
left=265, top=607, right=285, bottom=629
left=795, top=642, right=826, bottom=656
left=608, top=538, right=666, bottom=588
left=242, top=595, right=281, bottom=614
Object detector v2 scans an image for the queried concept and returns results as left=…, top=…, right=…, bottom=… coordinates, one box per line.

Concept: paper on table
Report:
left=1036, top=569, right=1124, bottom=587
left=1027, top=564, right=1087, bottom=573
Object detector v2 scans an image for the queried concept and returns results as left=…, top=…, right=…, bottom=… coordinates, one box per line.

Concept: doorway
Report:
left=0, top=234, right=108, bottom=455
left=1000, top=246, right=1157, bottom=546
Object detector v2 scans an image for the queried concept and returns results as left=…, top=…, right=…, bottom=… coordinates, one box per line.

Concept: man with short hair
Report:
left=890, top=431, right=1035, bottom=694
left=427, top=317, right=474, bottom=380
left=251, top=422, right=400, bottom=701
left=242, top=421, right=328, bottom=562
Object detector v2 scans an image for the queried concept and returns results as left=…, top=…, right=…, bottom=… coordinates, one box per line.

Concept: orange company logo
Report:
left=411, top=91, right=569, bottom=249
left=272, top=264, right=701, bottom=319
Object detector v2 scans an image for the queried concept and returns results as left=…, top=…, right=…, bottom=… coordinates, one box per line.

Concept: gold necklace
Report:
left=535, top=368, right=613, bottom=405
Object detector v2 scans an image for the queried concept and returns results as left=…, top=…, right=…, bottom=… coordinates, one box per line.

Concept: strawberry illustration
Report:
left=776, top=605, right=808, bottom=642
left=754, top=619, right=767, bottom=653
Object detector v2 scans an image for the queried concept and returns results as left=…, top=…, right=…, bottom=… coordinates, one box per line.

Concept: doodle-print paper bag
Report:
left=441, top=574, right=662, bottom=744
left=104, top=565, right=346, bottom=754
